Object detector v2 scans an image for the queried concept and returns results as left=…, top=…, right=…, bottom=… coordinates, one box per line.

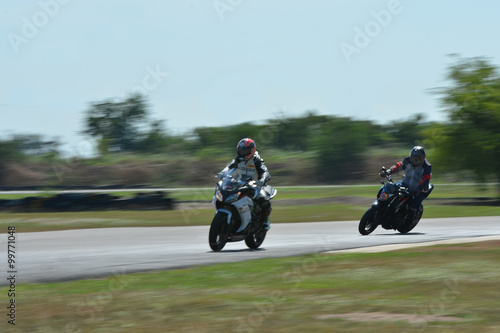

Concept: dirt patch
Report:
left=317, top=312, right=465, bottom=323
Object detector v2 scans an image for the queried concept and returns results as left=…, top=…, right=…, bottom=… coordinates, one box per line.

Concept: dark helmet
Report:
left=237, top=138, right=256, bottom=161
left=410, top=146, right=426, bottom=167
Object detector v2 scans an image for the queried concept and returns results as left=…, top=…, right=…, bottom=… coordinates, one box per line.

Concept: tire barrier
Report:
left=0, top=185, right=152, bottom=191
left=0, top=192, right=174, bottom=212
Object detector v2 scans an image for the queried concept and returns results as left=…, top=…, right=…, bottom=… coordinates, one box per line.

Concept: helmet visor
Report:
left=238, top=147, right=252, bottom=158
left=410, top=155, right=424, bottom=167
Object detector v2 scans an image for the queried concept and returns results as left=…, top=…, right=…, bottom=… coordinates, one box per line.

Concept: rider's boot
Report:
left=261, top=207, right=272, bottom=231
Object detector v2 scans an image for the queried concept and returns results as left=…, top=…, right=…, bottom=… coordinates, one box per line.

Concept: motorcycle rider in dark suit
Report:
left=380, top=146, right=434, bottom=222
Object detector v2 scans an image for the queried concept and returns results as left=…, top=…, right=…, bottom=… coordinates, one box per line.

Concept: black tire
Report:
left=209, top=212, right=230, bottom=252
left=359, top=207, right=379, bottom=235
left=397, top=205, right=423, bottom=234
left=245, top=229, right=267, bottom=250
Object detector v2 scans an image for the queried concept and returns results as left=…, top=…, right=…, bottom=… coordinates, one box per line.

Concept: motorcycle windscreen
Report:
left=231, top=196, right=254, bottom=233
left=384, top=183, right=398, bottom=194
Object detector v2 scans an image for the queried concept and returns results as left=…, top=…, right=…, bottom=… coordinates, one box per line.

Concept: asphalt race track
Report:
left=6, top=216, right=500, bottom=285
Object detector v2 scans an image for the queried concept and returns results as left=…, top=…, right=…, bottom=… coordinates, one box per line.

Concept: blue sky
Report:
left=2, top=0, right=500, bottom=155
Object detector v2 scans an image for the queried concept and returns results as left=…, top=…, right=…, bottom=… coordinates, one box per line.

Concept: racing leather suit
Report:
left=221, top=152, right=271, bottom=185
left=220, top=152, right=272, bottom=226
left=389, top=156, right=433, bottom=210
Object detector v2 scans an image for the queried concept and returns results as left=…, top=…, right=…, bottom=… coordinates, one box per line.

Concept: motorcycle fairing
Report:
left=216, top=208, right=233, bottom=225
left=231, top=195, right=254, bottom=233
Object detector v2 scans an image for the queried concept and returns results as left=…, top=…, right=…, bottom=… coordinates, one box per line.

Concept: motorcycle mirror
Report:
left=380, top=180, right=385, bottom=184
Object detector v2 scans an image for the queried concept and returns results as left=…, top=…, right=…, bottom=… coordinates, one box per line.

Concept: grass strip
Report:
left=2, top=240, right=499, bottom=332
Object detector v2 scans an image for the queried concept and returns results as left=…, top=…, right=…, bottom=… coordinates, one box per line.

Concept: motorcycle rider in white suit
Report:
left=219, top=138, right=272, bottom=230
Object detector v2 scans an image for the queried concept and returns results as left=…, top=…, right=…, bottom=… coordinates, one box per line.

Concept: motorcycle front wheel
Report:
left=397, top=205, right=423, bottom=234
left=245, top=230, right=267, bottom=249
left=209, top=212, right=230, bottom=251
left=358, top=207, right=379, bottom=235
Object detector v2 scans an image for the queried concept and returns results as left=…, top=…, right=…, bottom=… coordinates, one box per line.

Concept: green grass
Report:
left=2, top=241, right=500, bottom=332
left=168, top=183, right=499, bottom=201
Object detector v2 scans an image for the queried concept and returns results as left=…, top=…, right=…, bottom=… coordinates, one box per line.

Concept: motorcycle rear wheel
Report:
left=245, top=229, right=267, bottom=249
left=359, top=207, right=379, bottom=235
left=209, top=212, right=230, bottom=252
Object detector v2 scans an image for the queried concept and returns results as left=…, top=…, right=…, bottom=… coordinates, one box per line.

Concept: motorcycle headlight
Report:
left=226, top=192, right=240, bottom=203
left=215, top=189, right=223, bottom=202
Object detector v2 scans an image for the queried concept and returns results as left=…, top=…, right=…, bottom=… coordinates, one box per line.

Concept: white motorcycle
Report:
left=209, top=171, right=277, bottom=252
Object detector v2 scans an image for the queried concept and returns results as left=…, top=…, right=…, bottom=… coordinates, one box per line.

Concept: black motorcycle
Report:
left=209, top=172, right=277, bottom=252
left=358, top=169, right=424, bottom=235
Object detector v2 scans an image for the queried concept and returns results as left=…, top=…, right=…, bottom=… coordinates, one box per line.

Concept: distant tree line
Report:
left=1, top=56, right=499, bottom=186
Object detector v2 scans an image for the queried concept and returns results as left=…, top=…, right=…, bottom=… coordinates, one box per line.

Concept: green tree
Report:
left=134, top=120, right=170, bottom=154
left=312, top=117, right=370, bottom=182
left=269, top=111, right=330, bottom=151
left=192, top=122, right=266, bottom=156
left=383, top=114, right=427, bottom=147
left=0, top=139, right=24, bottom=185
left=10, top=134, right=60, bottom=156
left=83, top=94, right=149, bottom=154
left=434, top=56, right=500, bottom=188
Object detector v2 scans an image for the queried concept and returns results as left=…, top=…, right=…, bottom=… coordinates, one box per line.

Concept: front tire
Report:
left=245, top=230, right=267, bottom=249
left=359, top=207, right=379, bottom=235
left=209, top=212, right=230, bottom=251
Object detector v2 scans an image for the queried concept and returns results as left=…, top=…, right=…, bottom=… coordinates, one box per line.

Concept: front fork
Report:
left=370, top=201, right=382, bottom=226
left=216, top=208, right=234, bottom=234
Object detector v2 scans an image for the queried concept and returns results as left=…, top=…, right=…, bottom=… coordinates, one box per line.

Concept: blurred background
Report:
left=1, top=0, right=499, bottom=189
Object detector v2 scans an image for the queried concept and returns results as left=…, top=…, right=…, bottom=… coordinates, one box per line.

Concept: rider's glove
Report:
left=379, top=167, right=389, bottom=177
